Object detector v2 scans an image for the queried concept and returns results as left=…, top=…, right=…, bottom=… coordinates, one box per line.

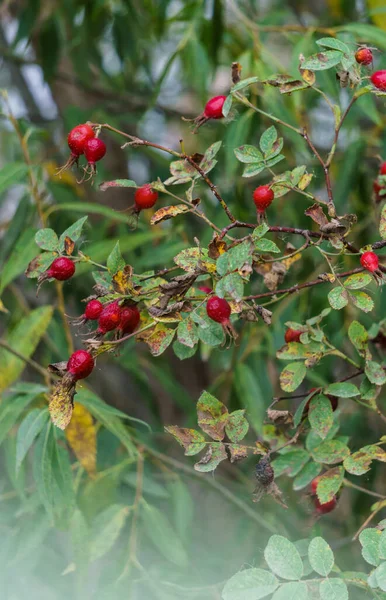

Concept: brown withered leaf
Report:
left=194, top=443, right=228, bottom=472
left=318, top=272, right=336, bottom=283
left=150, top=204, right=190, bottom=225
left=320, top=219, right=347, bottom=234
left=25, top=252, right=56, bottom=279
left=159, top=273, right=197, bottom=309
left=113, top=266, right=134, bottom=294
left=190, top=152, right=204, bottom=165
left=64, top=236, right=75, bottom=256
left=48, top=375, right=76, bottom=430
left=165, top=426, right=206, bottom=455
left=267, top=409, right=293, bottom=426
left=208, top=236, right=227, bottom=259
left=136, top=323, right=175, bottom=356
left=229, top=445, right=249, bottom=462
left=255, top=261, right=287, bottom=292
left=47, top=361, right=68, bottom=377
left=298, top=173, right=313, bottom=190
left=65, top=402, right=96, bottom=476
left=232, top=61, right=242, bottom=84
left=305, top=203, right=329, bottom=227
left=255, top=305, right=273, bottom=325
left=299, top=67, right=316, bottom=86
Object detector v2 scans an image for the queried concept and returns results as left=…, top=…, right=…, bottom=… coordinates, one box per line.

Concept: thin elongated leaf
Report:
left=140, top=501, right=188, bottom=567
left=0, top=228, right=37, bottom=294
left=90, top=504, right=129, bottom=562
left=16, top=408, right=49, bottom=471
left=0, top=162, right=29, bottom=194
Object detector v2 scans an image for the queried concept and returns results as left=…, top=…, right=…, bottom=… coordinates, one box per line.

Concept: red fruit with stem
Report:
left=206, top=296, right=237, bottom=340
left=84, top=299, right=103, bottom=321
left=360, top=251, right=379, bottom=272
left=67, top=124, right=95, bottom=156
left=43, top=257, right=75, bottom=281
left=97, top=301, right=122, bottom=334
left=284, top=328, right=303, bottom=343
left=204, top=95, right=227, bottom=119
left=253, top=185, right=274, bottom=214
left=84, top=137, right=106, bottom=165
left=371, top=70, right=386, bottom=90
left=310, top=476, right=321, bottom=496
left=355, top=47, right=373, bottom=66
left=67, top=349, right=94, bottom=380
left=119, top=305, right=140, bottom=335
left=314, top=496, right=337, bottom=515
left=380, top=162, right=386, bottom=175
left=134, top=184, right=158, bottom=211
left=198, top=285, right=213, bottom=294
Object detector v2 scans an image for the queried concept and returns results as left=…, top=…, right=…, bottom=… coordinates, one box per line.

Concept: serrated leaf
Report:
left=35, top=228, right=59, bottom=251
left=16, top=408, right=49, bottom=471
left=222, top=568, right=278, bottom=600
left=280, top=362, right=307, bottom=392
left=173, top=340, right=197, bottom=360
left=374, top=562, right=386, bottom=592
left=216, top=240, right=253, bottom=276
left=365, top=361, right=386, bottom=385
left=302, top=50, right=344, bottom=70
left=343, top=272, right=372, bottom=289
left=308, top=537, right=334, bottom=576
left=25, top=251, right=57, bottom=279
left=58, top=217, right=88, bottom=252
left=99, top=178, right=138, bottom=191
left=174, top=247, right=216, bottom=273
left=222, top=95, right=232, bottom=118
left=176, top=319, right=198, bottom=348
left=324, top=382, right=360, bottom=398
left=328, top=287, right=349, bottom=310
left=165, top=426, right=206, bottom=456
left=194, top=442, right=227, bottom=472
left=316, top=37, right=350, bottom=54
left=311, top=440, right=350, bottom=464
left=198, top=319, right=225, bottom=346
left=309, top=395, right=334, bottom=439
left=216, top=272, right=244, bottom=301
left=225, top=410, right=249, bottom=443
left=264, top=535, right=303, bottom=580
left=350, top=290, right=374, bottom=313
left=272, top=449, right=309, bottom=478
left=196, top=390, right=228, bottom=441
left=348, top=321, right=368, bottom=355
left=344, top=450, right=373, bottom=476
left=260, top=126, right=277, bottom=154
left=234, top=145, right=264, bottom=164
left=106, top=241, right=125, bottom=275
left=252, top=223, right=270, bottom=239
left=319, top=579, right=348, bottom=600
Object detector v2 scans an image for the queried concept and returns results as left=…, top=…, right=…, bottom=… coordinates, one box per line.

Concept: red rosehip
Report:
left=284, top=328, right=303, bottom=343
left=206, top=296, right=231, bottom=324
left=371, top=70, right=386, bottom=91
left=310, top=475, right=321, bottom=496
left=84, top=299, right=104, bottom=321
left=380, top=162, right=386, bottom=175
left=84, top=137, right=106, bottom=165
left=314, top=496, right=337, bottom=515
left=253, top=185, right=274, bottom=213
left=67, top=124, right=95, bottom=156
left=67, top=349, right=94, bottom=380
left=97, top=301, right=122, bottom=334
left=119, top=305, right=140, bottom=335
left=355, top=47, right=373, bottom=66
left=360, top=251, right=379, bottom=272
left=134, top=184, right=158, bottom=211
left=46, top=257, right=75, bottom=281
left=198, top=286, right=213, bottom=294
left=203, top=96, right=227, bottom=120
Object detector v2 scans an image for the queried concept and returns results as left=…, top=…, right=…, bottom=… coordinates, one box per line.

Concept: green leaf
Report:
left=164, top=426, right=206, bottom=456
left=44, top=201, right=137, bottom=224
left=328, top=287, right=348, bottom=310
left=293, top=461, right=322, bottom=491
left=316, top=37, right=350, bottom=54
left=380, top=204, right=386, bottom=239
left=348, top=321, right=368, bottom=355
left=271, top=582, right=308, bottom=600
left=260, top=126, right=277, bottom=154
left=222, top=95, right=232, bottom=118
left=316, top=467, right=344, bottom=503
left=272, top=449, right=309, bottom=478
left=344, top=450, right=373, bottom=476
left=16, top=408, right=49, bottom=471
left=233, top=363, right=265, bottom=434
left=242, top=163, right=265, bottom=178
left=280, top=362, right=307, bottom=392
left=90, top=504, right=129, bottom=562
left=173, top=340, right=197, bottom=360
left=216, top=272, right=244, bottom=301
left=338, top=23, right=386, bottom=51
left=99, top=178, right=138, bottom=191
left=0, top=306, right=53, bottom=392
left=216, top=240, right=253, bottom=276
left=255, top=238, right=280, bottom=253
left=359, top=528, right=381, bottom=566
left=309, top=395, right=334, bottom=439
left=264, top=535, right=304, bottom=580
left=106, top=241, right=125, bottom=275
left=324, top=382, right=360, bottom=398
left=58, top=216, right=88, bottom=251
left=196, top=390, right=228, bottom=441
left=350, top=290, right=374, bottom=313
left=252, top=223, right=269, bottom=240
left=177, top=319, right=198, bottom=348
left=302, top=50, right=344, bottom=70
left=0, top=390, right=41, bottom=447
left=0, top=162, right=29, bottom=195
left=194, top=442, right=227, bottom=472
left=0, top=228, right=38, bottom=293
left=174, top=247, right=215, bottom=272
left=225, top=410, right=249, bottom=443
left=234, top=145, right=264, bottom=164
left=222, top=568, right=278, bottom=600
left=319, top=579, right=348, bottom=600
left=365, top=361, right=386, bottom=385
left=144, top=324, right=176, bottom=356
left=200, top=141, right=222, bottom=174
left=374, top=562, right=386, bottom=592
left=25, top=251, right=56, bottom=279
left=343, top=272, right=372, bottom=289
left=198, top=319, right=225, bottom=346
left=140, top=501, right=188, bottom=567
left=311, top=440, right=350, bottom=464
left=35, top=228, right=59, bottom=251
left=231, top=76, right=260, bottom=91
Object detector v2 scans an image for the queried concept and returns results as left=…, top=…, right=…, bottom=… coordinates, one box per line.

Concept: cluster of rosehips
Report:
left=58, top=123, right=106, bottom=180
left=310, top=476, right=337, bottom=515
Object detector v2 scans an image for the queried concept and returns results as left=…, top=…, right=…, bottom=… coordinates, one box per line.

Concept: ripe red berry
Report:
left=84, top=299, right=103, bottom=321
left=203, top=96, right=227, bottom=120
left=46, top=257, right=75, bottom=281
left=67, top=349, right=94, bottom=380
left=314, top=496, right=337, bottom=515
left=284, top=328, right=303, bottom=343
left=253, top=185, right=274, bottom=213
left=310, top=476, right=321, bottom=496
left=206, top=296, right=231, bottom=324
left=360, top=251, right=379, bottom=272
left=380, top=162, right=386, bottom=175
left=198, top=286, right=213, bottom=294
left=371, top=70, right=386, bottom=91
left=355, top=47, right=373, bottom=66
left=67, top=124, right=95, bottom=156
left=97, top=301, right=122, bottom=334
left=119, top=305, right=140, bottom=335
left=134, top=184, right=158, bottom=210
left=84, top=138, right=106, bottom=165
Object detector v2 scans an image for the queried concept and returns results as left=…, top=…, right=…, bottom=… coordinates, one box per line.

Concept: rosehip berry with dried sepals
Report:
left=67, top=124, right=95, bottom=157
left=371, top=70, right=386, bottom=91
left=84, top=137, right=106, bottom=166
left=67, top=349, right=94, bottom=380
left=360, top=251, right=379, bottom=272
left=314, top=496, right=337, bottom=515
left=134, top=184, right=158, bottom=211
left=284, top=328, right=303, bottom=343
left=206, top=296, right=238, bottom=341
left=44, top=257, right=76, bottom=281
left=253, top=185, right=274, bottom=213
left=83, top=299, right=103, bottom=321
left=119, top=305, right=140, bottom=335
left=355, top=47, right=373, bottom=66
left=204, top=95, right=227, bottom=120
left=97, top=301, right=122, bottom=334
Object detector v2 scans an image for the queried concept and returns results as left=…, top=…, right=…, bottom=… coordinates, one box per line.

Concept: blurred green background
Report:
left=1, top=1, right=386, bottom=599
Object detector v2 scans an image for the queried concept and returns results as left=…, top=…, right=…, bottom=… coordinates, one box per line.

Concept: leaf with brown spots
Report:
left=137, top=323, right=175, bottom=356
left=194, top=443, right=228, bottom=472
left=150, top=205, right=190, bottom=225
left=229, top=445, right=249, bottom=462
left=65, top=402, right=96, bottom=475
left=165, top=426, right=206, bottom=455
left=305, top=204, right=329, bottom=227
left=196, top=391, right=229, bottom=441
left=64, top=236, right=75, bottom=256
left=48, top=376, right=76, bottom=430
left=225, top=409, right=249, bottom=442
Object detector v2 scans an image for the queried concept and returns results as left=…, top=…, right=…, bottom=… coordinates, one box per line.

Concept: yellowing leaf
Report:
left=150, top=205, right=190, bottom=225
left=48, top=378, right=75, bottom=430
left=66, top=402, right=97, bottom=476
left=282, top=252, right=301, bottom=269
